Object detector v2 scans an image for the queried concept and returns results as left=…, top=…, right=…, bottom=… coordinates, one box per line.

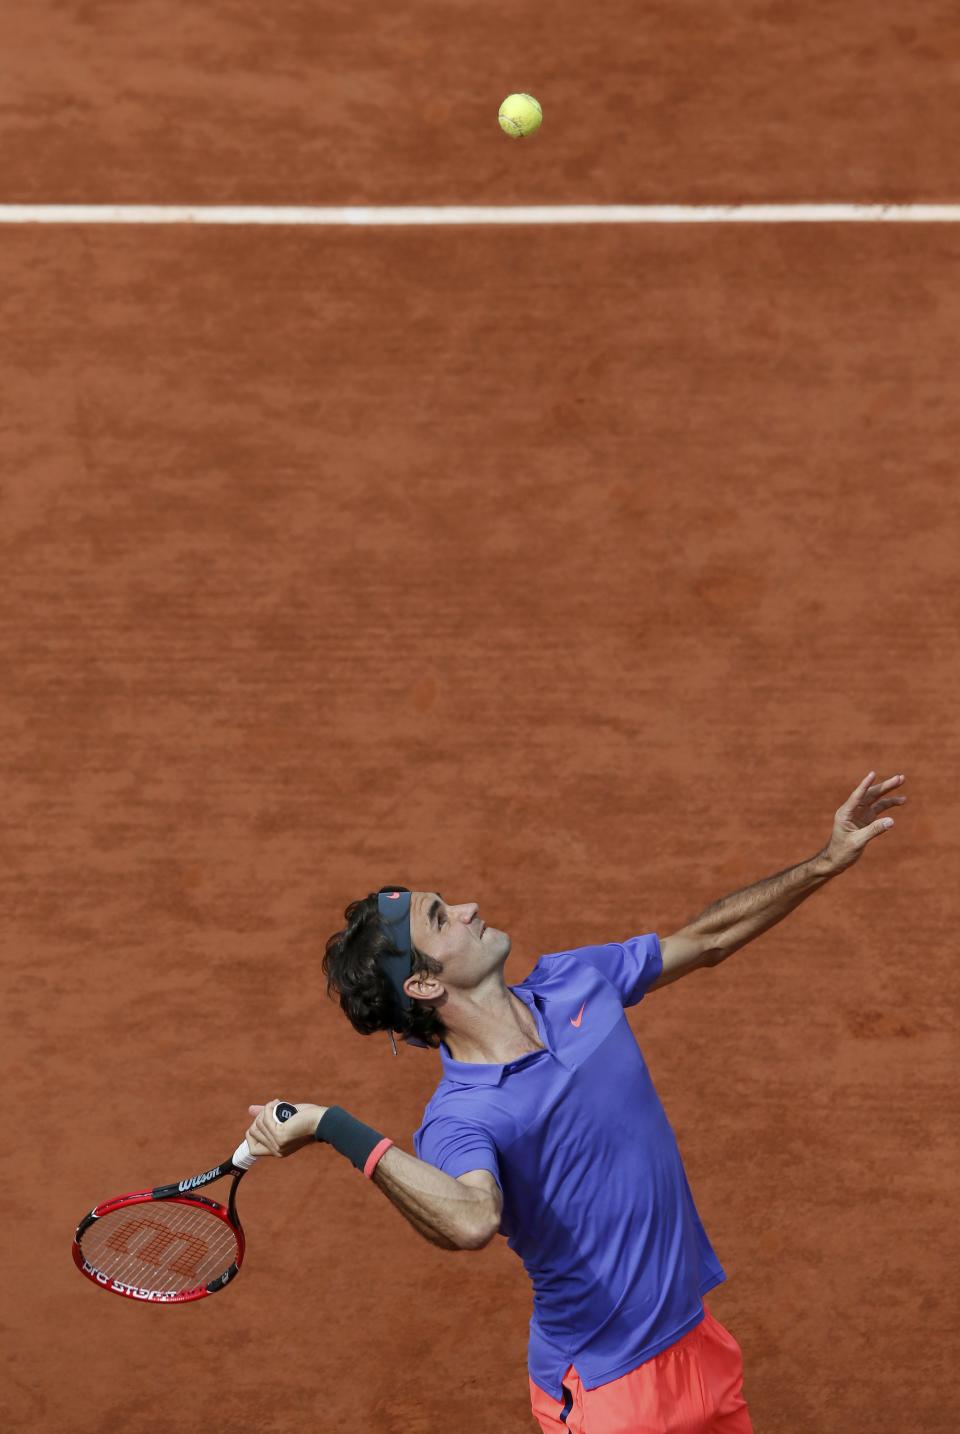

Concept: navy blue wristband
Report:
left=314, top=1105, right=392, bottom=1176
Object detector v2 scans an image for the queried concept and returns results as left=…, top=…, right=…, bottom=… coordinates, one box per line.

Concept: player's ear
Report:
left=406, top=976, right=439, bottom=999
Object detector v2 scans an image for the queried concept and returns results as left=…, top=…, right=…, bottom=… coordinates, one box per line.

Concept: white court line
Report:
left=1, top=204, right=960, bottom=225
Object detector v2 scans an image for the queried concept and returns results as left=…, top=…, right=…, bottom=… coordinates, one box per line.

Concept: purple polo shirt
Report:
left=411, top=933, right=727, bottom=1402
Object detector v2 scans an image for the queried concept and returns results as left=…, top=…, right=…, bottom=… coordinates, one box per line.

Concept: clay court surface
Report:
left=2, top=3, right=958, bottom=1431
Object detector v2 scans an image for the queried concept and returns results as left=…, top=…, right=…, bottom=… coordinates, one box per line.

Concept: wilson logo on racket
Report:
left=178, top=1167, right=219, bottom=1192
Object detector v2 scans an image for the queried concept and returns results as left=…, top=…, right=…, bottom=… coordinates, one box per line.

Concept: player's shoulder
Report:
left=420, top=1084, right=492, bottom=1124
left=519, top=945, right=601, bottom=990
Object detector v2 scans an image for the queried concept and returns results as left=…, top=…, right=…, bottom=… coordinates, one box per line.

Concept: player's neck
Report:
left=442, top=988, right=543, bottom=1065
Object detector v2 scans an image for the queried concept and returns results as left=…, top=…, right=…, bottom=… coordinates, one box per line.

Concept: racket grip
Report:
left=232, top=1101, right=299, bottom=1171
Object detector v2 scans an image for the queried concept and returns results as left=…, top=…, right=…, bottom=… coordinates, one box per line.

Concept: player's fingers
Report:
left=247, top=1104, right=279, bottom=1151
left=843, top=771, right=875, bottom=811
left=252, top=1113, right=282, bottom=1156
left=862, top=815, right=895, bottom=843
left=245, top=1130, right=271, bottom=1157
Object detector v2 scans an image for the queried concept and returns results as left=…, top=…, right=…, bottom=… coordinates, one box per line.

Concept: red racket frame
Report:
left=72, top=1183, right=246, bottom=1304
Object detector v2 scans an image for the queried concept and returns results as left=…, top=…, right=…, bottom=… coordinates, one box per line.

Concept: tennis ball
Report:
left=498, top=93, right=542, bottom=138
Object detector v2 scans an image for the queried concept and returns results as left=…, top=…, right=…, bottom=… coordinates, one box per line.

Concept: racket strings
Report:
left=81, top=1198, right=239, bottom=1293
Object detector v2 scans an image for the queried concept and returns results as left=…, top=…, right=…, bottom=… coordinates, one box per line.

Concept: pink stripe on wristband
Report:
left=363, top=1137, right=394, bottom=1179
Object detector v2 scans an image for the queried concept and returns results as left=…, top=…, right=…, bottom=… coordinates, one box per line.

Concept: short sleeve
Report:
left=568, top=932, right=663, bottom=1007
left=413, top=1115, right=502, bottom=1188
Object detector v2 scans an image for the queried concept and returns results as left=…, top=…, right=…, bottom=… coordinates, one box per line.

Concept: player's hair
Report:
left=322, top=893, right=448, bottom=1050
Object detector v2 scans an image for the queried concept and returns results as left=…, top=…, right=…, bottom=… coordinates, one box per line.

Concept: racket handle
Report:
left=232, top=1101, right=299, bottom=1171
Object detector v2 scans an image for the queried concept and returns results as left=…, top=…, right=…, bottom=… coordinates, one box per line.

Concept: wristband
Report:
left=315, top=1105, right=394, bottom=1179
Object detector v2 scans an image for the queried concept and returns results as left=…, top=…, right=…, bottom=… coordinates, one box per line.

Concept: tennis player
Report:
left=245, top=770, right=904, bottom=1433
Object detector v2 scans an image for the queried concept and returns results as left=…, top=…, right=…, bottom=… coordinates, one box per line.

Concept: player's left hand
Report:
left=245, top=1099, right=329, bottom=1158
left=823, top=771, right=907, bottom=873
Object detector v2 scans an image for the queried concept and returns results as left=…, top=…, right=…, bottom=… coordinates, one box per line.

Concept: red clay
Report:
left=1, top=6, right=957, bottom=1431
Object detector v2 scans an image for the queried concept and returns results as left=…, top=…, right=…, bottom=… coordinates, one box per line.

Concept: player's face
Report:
left=405, top=890, right=510, bottom=1002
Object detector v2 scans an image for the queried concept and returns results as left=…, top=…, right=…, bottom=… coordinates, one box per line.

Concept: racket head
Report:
left=72, top=1185, right=245, bottom=1303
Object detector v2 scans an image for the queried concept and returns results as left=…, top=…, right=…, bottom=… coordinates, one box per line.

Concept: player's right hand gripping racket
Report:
left=72, top=1101, right=298, bottom=1304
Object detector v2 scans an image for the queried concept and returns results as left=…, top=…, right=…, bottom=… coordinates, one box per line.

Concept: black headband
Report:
left=376, top=886, right=430, bottom=1051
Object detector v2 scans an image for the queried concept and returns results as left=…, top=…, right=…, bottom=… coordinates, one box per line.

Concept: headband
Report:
left=377, top=886, right=430, bottom=1052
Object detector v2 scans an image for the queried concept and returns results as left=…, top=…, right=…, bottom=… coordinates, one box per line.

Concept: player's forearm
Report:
left=370, top=1145, right=488, bottom=1252
left=689, top=850, right=839, bottom=963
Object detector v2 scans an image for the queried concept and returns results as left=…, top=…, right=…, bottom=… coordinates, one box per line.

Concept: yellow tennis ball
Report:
left=498, top=93, right=542, bottom=138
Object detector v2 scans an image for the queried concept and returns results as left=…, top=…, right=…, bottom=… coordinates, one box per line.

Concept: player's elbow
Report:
left=451, top=1171, right=502, bottom=1250
left=458, top=1230, right=493, bottom=1252
left=459, top=1215, right=499, bottom=1251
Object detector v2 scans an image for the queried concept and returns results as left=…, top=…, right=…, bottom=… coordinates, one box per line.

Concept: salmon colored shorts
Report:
left=528, top=1302, right=754, bottom=1434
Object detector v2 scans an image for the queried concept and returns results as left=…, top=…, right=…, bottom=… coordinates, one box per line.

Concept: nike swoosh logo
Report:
left=570, top=1003, right=586, bottom=1028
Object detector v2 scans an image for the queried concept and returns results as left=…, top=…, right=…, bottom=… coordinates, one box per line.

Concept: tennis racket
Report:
left=72, top=1101, right=297, bottom=1304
